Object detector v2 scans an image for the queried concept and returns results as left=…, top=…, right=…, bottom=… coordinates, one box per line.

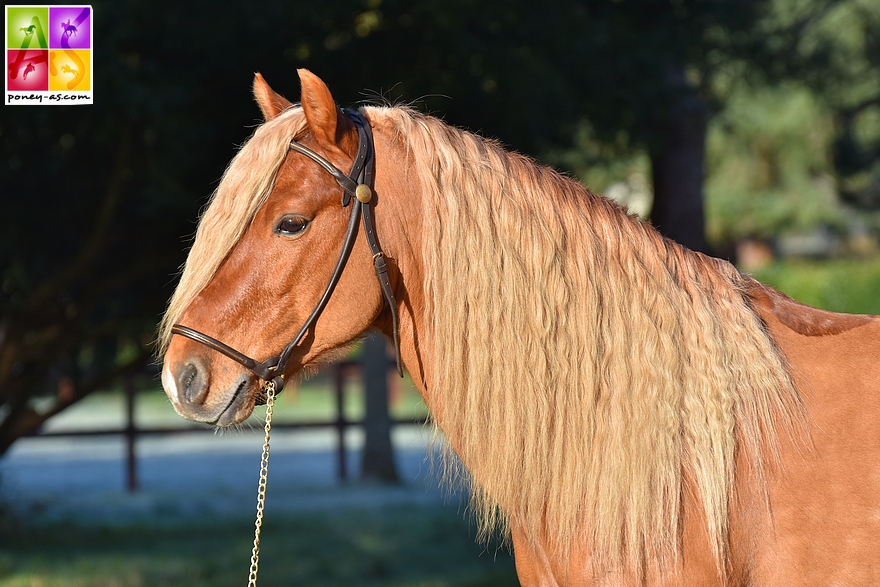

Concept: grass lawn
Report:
left=750, top=256, right=880, bottom=315
left=0, top=505, right=519, bottom=587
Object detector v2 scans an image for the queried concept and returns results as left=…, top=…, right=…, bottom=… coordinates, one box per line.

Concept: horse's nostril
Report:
left=177, top=362, right=208, bottom=405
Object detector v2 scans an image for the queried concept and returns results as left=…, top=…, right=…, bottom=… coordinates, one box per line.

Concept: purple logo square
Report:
left=49, top=6, right=91, bottom=49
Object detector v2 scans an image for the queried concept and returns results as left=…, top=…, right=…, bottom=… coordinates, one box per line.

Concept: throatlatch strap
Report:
left=348, top=110, right=403, bottom=377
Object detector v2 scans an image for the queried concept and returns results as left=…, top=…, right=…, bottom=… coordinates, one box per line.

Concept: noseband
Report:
left=171, top=109, right=402, bottom=396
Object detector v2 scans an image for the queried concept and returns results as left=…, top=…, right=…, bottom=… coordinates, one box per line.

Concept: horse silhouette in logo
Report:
left=20, top=24, right=37, bottom=36
left=61, top=64, right=79, bottom=78
left=22, top=63, right=36, bottom=80
left=61, top=19, right=78, bottom=38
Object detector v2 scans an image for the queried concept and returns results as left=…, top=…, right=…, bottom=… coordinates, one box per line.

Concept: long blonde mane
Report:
left=375, top=107, right=804, bottom=572
left=157, top=106, right=308, bottom=354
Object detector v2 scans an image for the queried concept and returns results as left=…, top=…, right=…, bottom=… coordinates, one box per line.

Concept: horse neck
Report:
left=370, top=126, right=434, bottom=399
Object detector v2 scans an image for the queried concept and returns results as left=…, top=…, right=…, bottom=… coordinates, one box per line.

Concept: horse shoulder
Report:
left=509, top=494, right=726, bottom=587
left=744, top=281, right=880, bottom=397
left=744, top=281, right=880, bottom=585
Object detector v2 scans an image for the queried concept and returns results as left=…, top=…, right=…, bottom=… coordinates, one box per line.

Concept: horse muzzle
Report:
left=162, top=355, right=258, bottom=426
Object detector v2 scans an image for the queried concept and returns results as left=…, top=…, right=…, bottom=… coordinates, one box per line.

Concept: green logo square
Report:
left=7, top=6, right=49, bottom=50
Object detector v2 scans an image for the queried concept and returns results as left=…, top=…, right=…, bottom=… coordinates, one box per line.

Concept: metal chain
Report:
left=247, top=379, right=277, bottom=587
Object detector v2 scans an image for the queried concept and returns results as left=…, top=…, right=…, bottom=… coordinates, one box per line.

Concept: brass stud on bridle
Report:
left=355, top=183, right=372, bottom=203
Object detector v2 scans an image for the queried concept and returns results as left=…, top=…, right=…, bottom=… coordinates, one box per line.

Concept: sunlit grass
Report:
left=44, top=369, right=429, bottom=433
left=750, top=256, right=880, bottom=315
left=0, top=505, right=518, bottom=587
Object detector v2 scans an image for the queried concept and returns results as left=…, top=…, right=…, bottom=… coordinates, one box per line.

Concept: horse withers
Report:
left=159, top=69, right=880, bottom=586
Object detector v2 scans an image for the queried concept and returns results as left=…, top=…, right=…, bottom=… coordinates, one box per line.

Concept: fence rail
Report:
left=29, top=360, right=426, bottom=491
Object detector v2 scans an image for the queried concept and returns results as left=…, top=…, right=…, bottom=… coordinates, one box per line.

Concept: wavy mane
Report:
left=373, top=106, right=804, bottom=572
left=157, top=106, right=308, bottom=354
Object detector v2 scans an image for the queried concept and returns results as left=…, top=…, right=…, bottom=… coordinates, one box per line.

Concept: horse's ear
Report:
left=253, top=73, right=292, bottom=121
left=298, top=68, right=344, bottom=154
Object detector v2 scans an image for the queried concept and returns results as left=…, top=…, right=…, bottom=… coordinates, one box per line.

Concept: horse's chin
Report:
left=212, top=383, right=258, bottom=426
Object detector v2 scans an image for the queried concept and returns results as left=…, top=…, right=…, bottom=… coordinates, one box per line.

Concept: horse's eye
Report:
left=276, top=215, right=309, bottom=236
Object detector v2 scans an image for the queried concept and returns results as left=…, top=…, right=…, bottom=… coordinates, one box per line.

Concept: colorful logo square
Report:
left=49, top=48, right=89, bottom=91
left=5, top=5, right=92, bottom=105
left=7, top=7, right=49, bottom=49
left=49, top=6, right=90, bottom=50
left=7, top=49, right=48, bottom=90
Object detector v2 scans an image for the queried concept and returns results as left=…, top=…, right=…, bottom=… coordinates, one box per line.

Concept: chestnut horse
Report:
left=159, top=69, right=880, bottom=586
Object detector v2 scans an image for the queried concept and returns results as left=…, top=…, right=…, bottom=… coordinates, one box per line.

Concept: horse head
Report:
left=160, top=70, right=407, bottom=425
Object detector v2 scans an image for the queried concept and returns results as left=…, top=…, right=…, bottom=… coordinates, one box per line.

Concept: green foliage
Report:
left=702, top=0, right=880, bottom=246
left=551, top=0, right=880, bottom=249
left=0, top=506, right=517, bottom=587
left=752, top=257, right=880, bottom=315
left=705, top=84, right=843, bottom=244
left=753, top=0, right=880, bottom=210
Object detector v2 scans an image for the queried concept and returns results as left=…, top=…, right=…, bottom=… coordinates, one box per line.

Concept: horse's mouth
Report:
left=212, top=378, right=257, bottom=426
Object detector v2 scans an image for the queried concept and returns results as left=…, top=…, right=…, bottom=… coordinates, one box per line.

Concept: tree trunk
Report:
left=360, top=332, right=399, bottom=483
left=649, top=93, right=712, bottom=255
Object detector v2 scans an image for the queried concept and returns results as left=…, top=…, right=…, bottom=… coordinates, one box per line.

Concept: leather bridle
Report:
left=170, top=108, right=402, bottom=397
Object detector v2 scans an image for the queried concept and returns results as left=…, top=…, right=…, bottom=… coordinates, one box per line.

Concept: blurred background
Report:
left=2, top=0, right=879, bottom=585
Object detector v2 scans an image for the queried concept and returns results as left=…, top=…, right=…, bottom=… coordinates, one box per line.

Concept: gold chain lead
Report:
left=247, top=379, right=277, bottom=587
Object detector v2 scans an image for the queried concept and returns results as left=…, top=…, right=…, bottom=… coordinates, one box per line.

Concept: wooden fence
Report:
left=31, top=359, right=426, bottom=491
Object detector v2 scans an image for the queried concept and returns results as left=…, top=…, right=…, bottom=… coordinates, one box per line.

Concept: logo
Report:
left=6, top=5, right=93, bottom=105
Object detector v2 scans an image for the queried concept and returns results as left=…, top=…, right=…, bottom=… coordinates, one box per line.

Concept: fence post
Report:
left=125, top=377, right=138, bottom=492
left=360, top=332, right=399, bottom=482
left=334, top=363, right=347, bottom=481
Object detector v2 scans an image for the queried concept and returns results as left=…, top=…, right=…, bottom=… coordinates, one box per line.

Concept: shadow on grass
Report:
left=0, top=503, right=519, bottom=587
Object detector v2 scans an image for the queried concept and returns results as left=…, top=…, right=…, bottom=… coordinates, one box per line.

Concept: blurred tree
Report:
left=277, top=0, right=768, bottom=253
left=704, top=0, right=880, bottom=247
left=803, top=2, right=880, bottom=211
left=704, top=85, right=844, bottom=245
left=0, top=0, right=287, bottom=454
